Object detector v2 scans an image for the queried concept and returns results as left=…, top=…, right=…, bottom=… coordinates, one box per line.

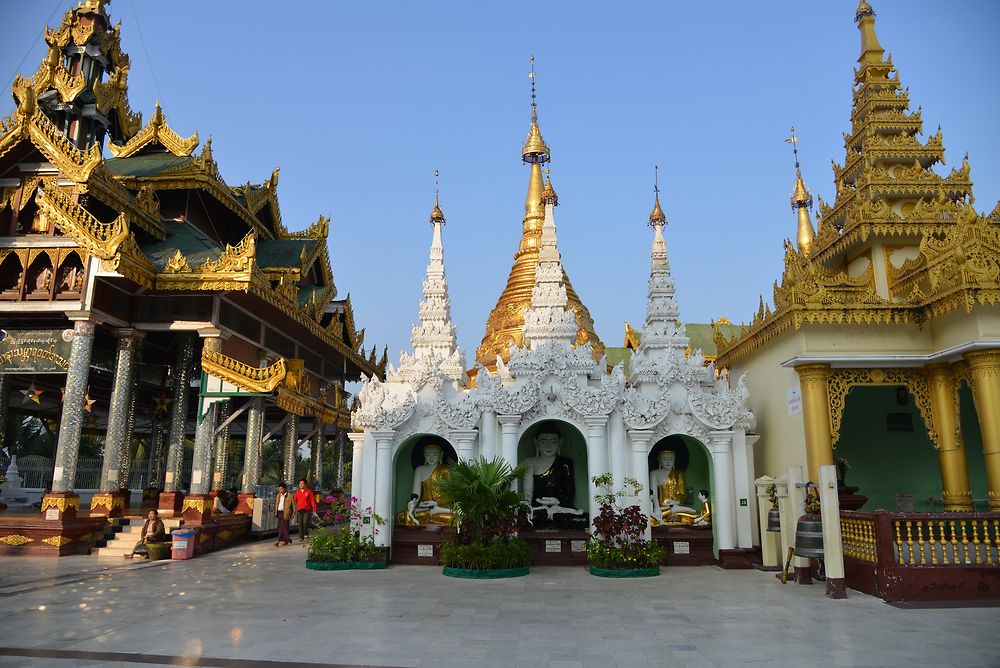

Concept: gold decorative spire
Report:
left=786, top=127, right=815, bottom=255
left=430, top=169, right=445, bottom=224
left=541, top=168, right=558, bottom=206
left=475, top=58, right=603, bottom=369
left=648, top=165, right=666, bottom=226
left=855, top=0, right=883, bottom=62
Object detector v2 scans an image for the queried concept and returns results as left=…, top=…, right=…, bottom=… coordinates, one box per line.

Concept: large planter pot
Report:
left=442, top=565, right=529, bottom=579
left=305, top=560, right=387, bottom=571
left=589, top=565, right=660, bottom=578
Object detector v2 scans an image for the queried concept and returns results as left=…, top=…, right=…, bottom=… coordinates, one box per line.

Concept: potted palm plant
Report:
left=588, top=473, right=665, bottom=577
left=436, top=456, right=532, bottom=579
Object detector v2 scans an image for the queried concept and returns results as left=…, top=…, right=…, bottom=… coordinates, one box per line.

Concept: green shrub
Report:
left=307, top=526, right=382, bottom=564
left=436, top=456, right=529, bottom=545
left=587, top=472, right=665, bottom=570
left=440, top=537, right=532, bottom=570
left=586, top=537, right=664, bottom=569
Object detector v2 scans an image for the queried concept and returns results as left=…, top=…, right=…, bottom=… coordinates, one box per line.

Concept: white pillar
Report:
left=755, top=475, right=780, bottom=568
left=732, top=430, right=756, bottom=549
left=584, top=416, right=609, bottom=522
left=372, top=429, right=395, bottom=548
left=628, top=429, right=654, bottom=540
left=452, top=429, right=478, bottom=462
left=708, top=430, right=737, bottom=552
left=786, top=465, right=811, bottom=576
left=775, top=473, right=793, bottom=568
left=498, top=415, right=520, bottom=490
left=347, top=431, right=365, bottom=502
left=360, top=431, right=377, bottom=532
left=819, top=464, right=846, bottom=598
left=480, top=409, right=498, bottom=460
left=609, top=410, right=627, bottom=493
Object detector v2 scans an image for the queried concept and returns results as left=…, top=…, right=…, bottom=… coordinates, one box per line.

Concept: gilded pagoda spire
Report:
left=786, top=128, right=815, bottom=256
left=430, top=169, right=446, bottom=224
left=475, top=57, right=604, bottom=368
left=649, top=165, right=666, bottom=226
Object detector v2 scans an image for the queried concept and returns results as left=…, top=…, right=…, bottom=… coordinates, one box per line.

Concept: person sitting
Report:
left=399, top=443, right=455, bottom=527
left=649, top=449, right=697, bottom=525
left=675, top=489, right=712, bottom=527
left=124, top=509, right=167, bottom=559
left=522, top=425, right=587, bottom=530
left=212, top=493, right=231, bottom=515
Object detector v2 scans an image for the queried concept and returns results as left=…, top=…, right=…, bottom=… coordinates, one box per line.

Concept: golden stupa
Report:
left=474, top=79, right=604, bottom=369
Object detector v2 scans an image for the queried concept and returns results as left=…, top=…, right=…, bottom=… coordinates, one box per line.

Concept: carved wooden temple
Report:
left=0, top=0, right=383, bottom=555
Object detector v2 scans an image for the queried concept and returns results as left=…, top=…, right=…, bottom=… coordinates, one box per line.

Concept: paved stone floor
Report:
left=1, top=540, right=998, bottom=668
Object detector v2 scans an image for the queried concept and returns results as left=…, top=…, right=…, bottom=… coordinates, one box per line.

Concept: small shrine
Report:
left=351, top=87, right=757, bottom=566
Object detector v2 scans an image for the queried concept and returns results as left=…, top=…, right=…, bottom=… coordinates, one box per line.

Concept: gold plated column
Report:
left=926, top=363, right=973, bottom=511
left=796, top=364, right=834, bottom=483
left=966, top=351, right=1000, bottom=511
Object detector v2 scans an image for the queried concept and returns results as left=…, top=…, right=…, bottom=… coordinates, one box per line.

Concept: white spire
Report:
left=636, top=213, right=688, bottom=356
left=522, top=181, right=577, bottom=349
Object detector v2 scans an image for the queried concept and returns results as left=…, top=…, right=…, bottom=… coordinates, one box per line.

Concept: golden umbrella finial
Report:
left=648, top=165, right=666, bottom=226
left=522, top=54, right=550, bottom=163
left=430, top=168, right=445, bottom=225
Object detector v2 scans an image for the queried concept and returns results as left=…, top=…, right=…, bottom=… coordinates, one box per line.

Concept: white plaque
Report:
left=417, top=544, right=434, bottom=557
left=53, top=466, right=64, bottom=480
left=570, top=540, right=587, bottom=552
left=108, top=469, right=119, bottom=482
left=165, top=471, right=174, bottom=483
left=192, top=470, right=202, bottom=484
left=45, top=508, right=60, bottom=520
left=674, top=541, right=690, bottom=555
left=787, top=387, right=802, bottom=416
left=545, top=540, right=562, bottom=553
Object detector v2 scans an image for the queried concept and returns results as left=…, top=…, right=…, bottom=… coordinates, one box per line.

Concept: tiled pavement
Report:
left=1, top=540, right=997, bottom=668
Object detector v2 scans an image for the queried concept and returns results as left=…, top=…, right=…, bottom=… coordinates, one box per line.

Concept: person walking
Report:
left=274, top=483, right=294, bottom=546
left=293, top=478, right=317, bottom=541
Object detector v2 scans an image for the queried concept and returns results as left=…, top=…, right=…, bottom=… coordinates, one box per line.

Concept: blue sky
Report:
left=3, top=1, right=999, bottom=365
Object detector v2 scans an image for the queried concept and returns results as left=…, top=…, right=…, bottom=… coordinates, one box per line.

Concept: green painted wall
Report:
left=958, top=384, right=989, bottom=510
left=837, top=386, right=940, bottom=512
left=648, top=435, right=713, bottom=506
left=517, top=420, right=590, bottom=511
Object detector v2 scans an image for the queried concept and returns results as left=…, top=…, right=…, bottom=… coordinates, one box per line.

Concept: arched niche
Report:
left=24, top=252, right=54, bottom=299
left=517, top=418, right=589, bottom=512
left=648, top=434, right=713, bottom=508
left=0, top=252, right=24, bottom=298
left=55, top=250, right=85, bottom=298
left=392, top=433, right=457, bottom=523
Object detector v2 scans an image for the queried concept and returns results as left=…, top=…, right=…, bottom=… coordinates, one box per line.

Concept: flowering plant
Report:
left=587, top=473, right=665, bottom=570
left=307, top=496, right=385, bottom=564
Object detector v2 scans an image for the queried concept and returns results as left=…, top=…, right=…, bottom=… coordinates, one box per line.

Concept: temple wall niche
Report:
left=392, top=433, right=457, bottom=518
left=517, top=419, right=588, bottom=512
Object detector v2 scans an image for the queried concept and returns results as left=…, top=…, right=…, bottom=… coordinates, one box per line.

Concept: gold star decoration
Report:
left=20, top=383, right=43, bottom=405
left=151, top=394, right=171, bottom=416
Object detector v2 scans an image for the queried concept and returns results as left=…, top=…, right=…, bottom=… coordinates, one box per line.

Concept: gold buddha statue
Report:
left=675, top=490, right=711, bottom=527
left=649, top=449, right=697, bottom=525
left=397, top=443, right=455, bottom=527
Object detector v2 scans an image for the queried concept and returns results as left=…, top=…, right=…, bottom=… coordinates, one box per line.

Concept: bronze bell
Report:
left=766, top=508, right=782, bottom=532
left=794, top=513, right=824, bottom=559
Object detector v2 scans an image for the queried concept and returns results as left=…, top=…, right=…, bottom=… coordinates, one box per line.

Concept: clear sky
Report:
left=3, top=1, right=999, bottom=367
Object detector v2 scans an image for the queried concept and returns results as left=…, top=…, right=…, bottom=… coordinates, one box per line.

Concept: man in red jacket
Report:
left=294, top=478, right=317, bottom=541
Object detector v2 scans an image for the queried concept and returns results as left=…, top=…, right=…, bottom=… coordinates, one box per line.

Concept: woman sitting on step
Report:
left=124, top=509, right=167, bottom=559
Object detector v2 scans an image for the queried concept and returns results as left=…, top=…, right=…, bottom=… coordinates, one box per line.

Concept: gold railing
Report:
left=841, top=516, right=877, bottom=563
left=893, top=517, right=1000, bottom=567
left=201, top=349, right=286, bottom=394
left=36, top=183, right=128, bottom=258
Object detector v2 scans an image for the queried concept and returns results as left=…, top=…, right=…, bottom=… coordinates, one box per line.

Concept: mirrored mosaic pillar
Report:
left=94, top=329, right=143, bottom=516
left=332, top=429, right=346, bottom=491
left=311, top=420, right=325, bottom=487
left=118, top=370, right=140, bottom=495
left=149, top=418, right=165, bottom=488
left=44, top=320, right=96, bottom=519
left=211, top=399, right=231, bottom=492
left=163, top=335, right=195, bottom=493
left=190, top=400, right=218, bottom=496
left=0, top=374, right=10, bottom=452
left=281, top=413, right=299, bottom=487
left=237, top=397, right=264, bottom=514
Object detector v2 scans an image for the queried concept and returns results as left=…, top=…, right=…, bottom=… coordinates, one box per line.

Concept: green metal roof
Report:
left=105, top=153, right=192, bottom=177
left=140, top=221, right=222, bottom=271
left=256, top=239, right=314, bottom=269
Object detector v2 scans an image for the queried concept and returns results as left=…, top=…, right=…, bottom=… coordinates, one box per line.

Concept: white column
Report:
left=755, top=475, right=780, bottom=568
left=609, top=409, right=627, bottom=493
left=347, top=431, right=365, bottom=503
left=480, top=409, right=498, bottom=460
left=372, top=429, right=396, bottom=548
left=708, top=430, right=737, bottom=552
left=498, top=415, right=520, bottom=489
left=819, top=464, right=846, bottom=598
left=775, top=473, right=793, bottom=568
left=741, top=434, right=761, bottom=547
left=584, top=416, right=609, bottom=522
left=360, top=431, right=377, bottom=526
left=452, top=429, right=478, bottom=462
left=786, top=465, right=810, bottom=574
left=628, top=429, right=654, bottom=540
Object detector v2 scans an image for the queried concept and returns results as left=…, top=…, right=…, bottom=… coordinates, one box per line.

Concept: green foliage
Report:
left=307, top=526, right=382, bottom=564
left=440, top=538, right=532, bottom=570
left=587, top=537, right=664, bottom=569
left=436, top=456, right=529, bottom=544
left=588, top=471, right=664, bottom=570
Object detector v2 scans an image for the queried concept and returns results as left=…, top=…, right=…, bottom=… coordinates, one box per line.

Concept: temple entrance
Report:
left=836, top=386, right=938, bottom=512
left=958, top=383, right=989, bottom=510
left=389, top=433, right=458, bottom=565
left=648, top=434, right=717, bottom=564
left=392, top=433, right=458, bottom=521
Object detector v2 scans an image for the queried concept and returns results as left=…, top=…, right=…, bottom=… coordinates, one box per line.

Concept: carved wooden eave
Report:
left=83, top=165, right=166, bottom=240
left=34, top=180, right=128, bottom=259
left=107, top=104, right=199, bottom=158
left=155, top=231, right=258, bottom=292
left=235, top=168, right=286, bottom=237
left=11, top=48, right=86, bottom=106
left=100, top=233, right=156, bottom=289
left=201, top=349, right=287, bottom=394
left=0, top=102, right=102, bottom=184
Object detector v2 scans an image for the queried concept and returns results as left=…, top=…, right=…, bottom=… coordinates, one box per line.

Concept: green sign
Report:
left=739, top=498, right=748, bottom=507
left=0, top=328, right=74, bottom=374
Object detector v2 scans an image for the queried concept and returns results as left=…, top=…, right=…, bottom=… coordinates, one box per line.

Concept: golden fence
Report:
left=892, top=517, right=1000, bottom=567
left=841, top=515, right=877, bottom=563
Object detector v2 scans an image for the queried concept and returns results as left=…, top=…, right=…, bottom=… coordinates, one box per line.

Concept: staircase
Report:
left=95, top=517, right=183, bottom=558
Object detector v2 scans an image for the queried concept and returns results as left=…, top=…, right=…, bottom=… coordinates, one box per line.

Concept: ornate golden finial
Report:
left=648, top=165, right=666, bottom=226
left=855, top=0, right=875, bottom=23
left=430, top=169, right=445, bottom=224
left=855, top=0, right=883, bottom=57
left=541, top=167, right=558, bottom=206
left=522, top=55, right=550, bottom=163
left=786, top=128, right=816, bottom=255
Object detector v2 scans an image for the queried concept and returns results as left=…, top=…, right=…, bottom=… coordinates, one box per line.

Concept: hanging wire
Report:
left=129, top=0, right=166, bottom=108
left=0, top=0, right=67, bottom=99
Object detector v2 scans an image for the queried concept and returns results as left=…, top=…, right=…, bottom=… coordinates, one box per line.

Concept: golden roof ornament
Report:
left=541, top=169, right=558, bottom=206
left=522, top=56, right=550, bottom=163
left=649, top=165, right=667, bottom=226
left=785, top=128, right=816, bottom=255
left=430, top=169, right=446, bottom=224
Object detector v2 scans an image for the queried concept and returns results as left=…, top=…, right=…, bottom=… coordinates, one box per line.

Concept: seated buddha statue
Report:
left=522, top=425, right=587, bottom=530
left=398, top=443, right=455, bottom=527
left=674, top=489, right=711, bottom=527
left=649, top=449, right=697, bottom=525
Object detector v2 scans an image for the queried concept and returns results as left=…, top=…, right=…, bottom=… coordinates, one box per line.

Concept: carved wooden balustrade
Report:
left=841, top=510, right=1000, bottom=602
